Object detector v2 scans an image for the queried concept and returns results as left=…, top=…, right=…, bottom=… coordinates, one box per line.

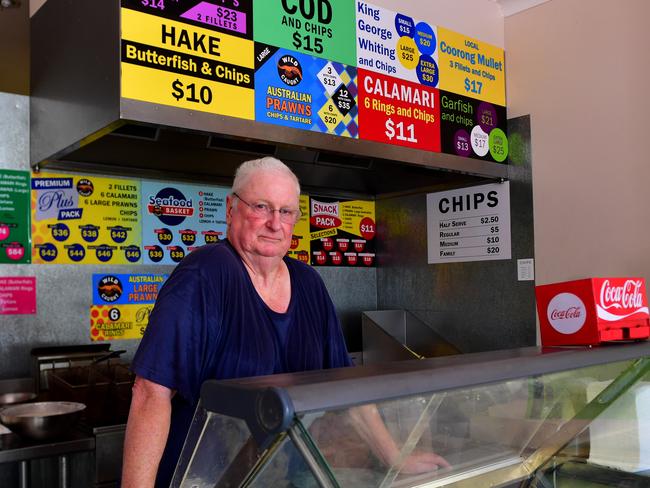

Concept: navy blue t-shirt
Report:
left=131, top=240, right=352, bottom=487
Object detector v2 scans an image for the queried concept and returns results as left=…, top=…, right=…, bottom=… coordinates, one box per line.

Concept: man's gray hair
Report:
left=232, top=157, right=301, bottom=197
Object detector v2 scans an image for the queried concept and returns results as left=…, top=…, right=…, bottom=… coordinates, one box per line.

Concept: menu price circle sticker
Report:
left=426, top=182, right=511, bottom=264
left=489, top=128, right=509, bottom=162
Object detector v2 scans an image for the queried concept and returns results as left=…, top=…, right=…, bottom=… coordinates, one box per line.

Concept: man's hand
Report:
left=399, top=450, right=451, bottom=474
left=348, top=404, right=451, bottom=476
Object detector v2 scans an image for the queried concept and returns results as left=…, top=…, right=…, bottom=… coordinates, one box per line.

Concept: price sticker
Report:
left=51, top=223, right=70, bottom=242
left=6, top=244, right=25, bottom=261
left=471, top=125, right=489, bottom=157
left=453, top=129, right=471, bottom=157
left=318, top=102, right=343, bottom=132
left=180, top=231, right=197, bottom=245
left=124, top=245, right=142, bottom=263
left=80, top=225, right=100, bottom=243
left=359, top=217, right=376, bottom=240
left=147, top=245, right=164, bottom=263
left=110, top=227, right=129, bottom=244
left=204, top=232, right=220, bottom=244
left=95, top=245, right=114, bottom=263
left=140, top=0, right=165, bottom=11
left=171, top=79, right=214, bottom=106
left=38, top=243, right=58, bottom=262
left=477, top=102, right=498, bottom=133
left=385, top=119, right=418, bottom=143
left=489, top=128, right=509, bottom=163
left=317, top=62, right=342, bottom=95
left=169, top=246, right=186, bottom=263
left=156, top=228, right=174, bottom=245
left=67, top=244, right=86, bottom=263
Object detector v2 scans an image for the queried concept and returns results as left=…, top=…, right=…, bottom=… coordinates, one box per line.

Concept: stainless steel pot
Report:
left=0, top=401, right=86, bottom=440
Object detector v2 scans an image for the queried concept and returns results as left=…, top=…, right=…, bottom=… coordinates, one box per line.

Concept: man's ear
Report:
left=226, top=194, right=234, bottom=225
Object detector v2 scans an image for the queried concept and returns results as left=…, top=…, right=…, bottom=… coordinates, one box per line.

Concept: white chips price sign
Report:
left=426, top=182, right=511, bottom=264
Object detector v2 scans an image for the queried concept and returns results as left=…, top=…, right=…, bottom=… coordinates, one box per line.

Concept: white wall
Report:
left=505, top=0, right=650, bottom=285
left=372, top=0, right=504, bottom=47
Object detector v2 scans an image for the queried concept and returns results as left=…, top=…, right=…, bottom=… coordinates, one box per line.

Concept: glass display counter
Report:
left=171, top=342, right=650, bottom=487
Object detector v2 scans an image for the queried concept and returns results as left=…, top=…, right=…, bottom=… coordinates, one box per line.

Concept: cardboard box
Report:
left=536, top=278, right=650, bottom=346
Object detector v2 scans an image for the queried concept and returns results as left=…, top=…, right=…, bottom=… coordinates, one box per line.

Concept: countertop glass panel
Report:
left=173, top=345, right=650, bottom=488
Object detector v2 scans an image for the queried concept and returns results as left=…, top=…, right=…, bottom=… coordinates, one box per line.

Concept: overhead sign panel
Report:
left=120, top=4, right=255, bottom=119
left=254, top=0, right=356, bottom=66
left=437, top=27, right=505, bottom=106
left=356, top=2, right=439, bottom=88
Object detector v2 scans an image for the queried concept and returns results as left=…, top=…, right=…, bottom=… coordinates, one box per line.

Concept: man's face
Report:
left=227, top=170, right=299, bottom=259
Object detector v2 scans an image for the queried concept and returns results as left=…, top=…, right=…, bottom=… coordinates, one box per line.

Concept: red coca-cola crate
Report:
left=535, top=277, right=650, bottom=346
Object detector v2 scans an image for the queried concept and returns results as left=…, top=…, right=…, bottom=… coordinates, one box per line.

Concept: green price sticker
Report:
left=489, top=128, right=509, bottom=163
left=254, top=0, right=356, bottom=65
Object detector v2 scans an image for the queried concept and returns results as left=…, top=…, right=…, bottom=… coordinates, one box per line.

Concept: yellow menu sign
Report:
left=120, top=7, right=254, bottom=119
left=438, top=27, right=505, bottom=106
left=31, top=172, right=142, bottom=264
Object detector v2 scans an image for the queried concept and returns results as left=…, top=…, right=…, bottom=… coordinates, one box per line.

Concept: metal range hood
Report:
left=30, top=0, right=508, bottom=196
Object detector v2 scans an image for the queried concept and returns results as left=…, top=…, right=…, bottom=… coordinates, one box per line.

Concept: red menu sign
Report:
left=0, top=277, right=36, bottom=315
left=358, top=68, right=441, bottom=152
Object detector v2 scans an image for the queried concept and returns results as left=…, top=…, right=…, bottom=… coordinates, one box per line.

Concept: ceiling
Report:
left=493, top=0, right=551, bottom=17
left=0, top=0, right=551, bottom=96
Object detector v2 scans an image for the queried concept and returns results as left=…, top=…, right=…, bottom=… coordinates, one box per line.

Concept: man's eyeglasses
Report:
left=233, top=192, right=302, bottom=224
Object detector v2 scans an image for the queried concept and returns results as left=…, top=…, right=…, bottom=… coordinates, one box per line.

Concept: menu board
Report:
left=254, top=0, right=356, bottom=66
left=117, top=1, right=508, bottom=164
left=437, top=27, right=505, bottom=106
left=90, top=273, right=168, bottom=340
left=0, top=170, right=30, bottom=264
left=141, top=180, right=228, bottom=264
left=426, top=182, right=511, bottom=264
left=286, top=194, right=311, bottom=264
left=310, top=197, right=376, bottom=266
left=356, top=2, right=439, bottom=88
left=120, top=0, right=255, bottom=119
left=255, top=44, right=358, bottom=137
left=31, top=173, right=142, bottom=265
left=358, top=69, right=440, bottom=151
left=440, top=91, right=507, bottom=162
left=0, top=277, right=36, bottom=315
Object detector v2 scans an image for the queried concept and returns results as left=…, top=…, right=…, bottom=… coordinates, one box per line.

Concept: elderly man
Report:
left=122, top=157, right=447, bottom=487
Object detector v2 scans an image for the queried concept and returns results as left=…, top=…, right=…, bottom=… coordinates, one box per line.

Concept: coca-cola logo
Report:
left=599, top=279, right=643, bottom=309
left=597, top=279, right=649, bottom=321
left=547, top=292, right=586, bottom=334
